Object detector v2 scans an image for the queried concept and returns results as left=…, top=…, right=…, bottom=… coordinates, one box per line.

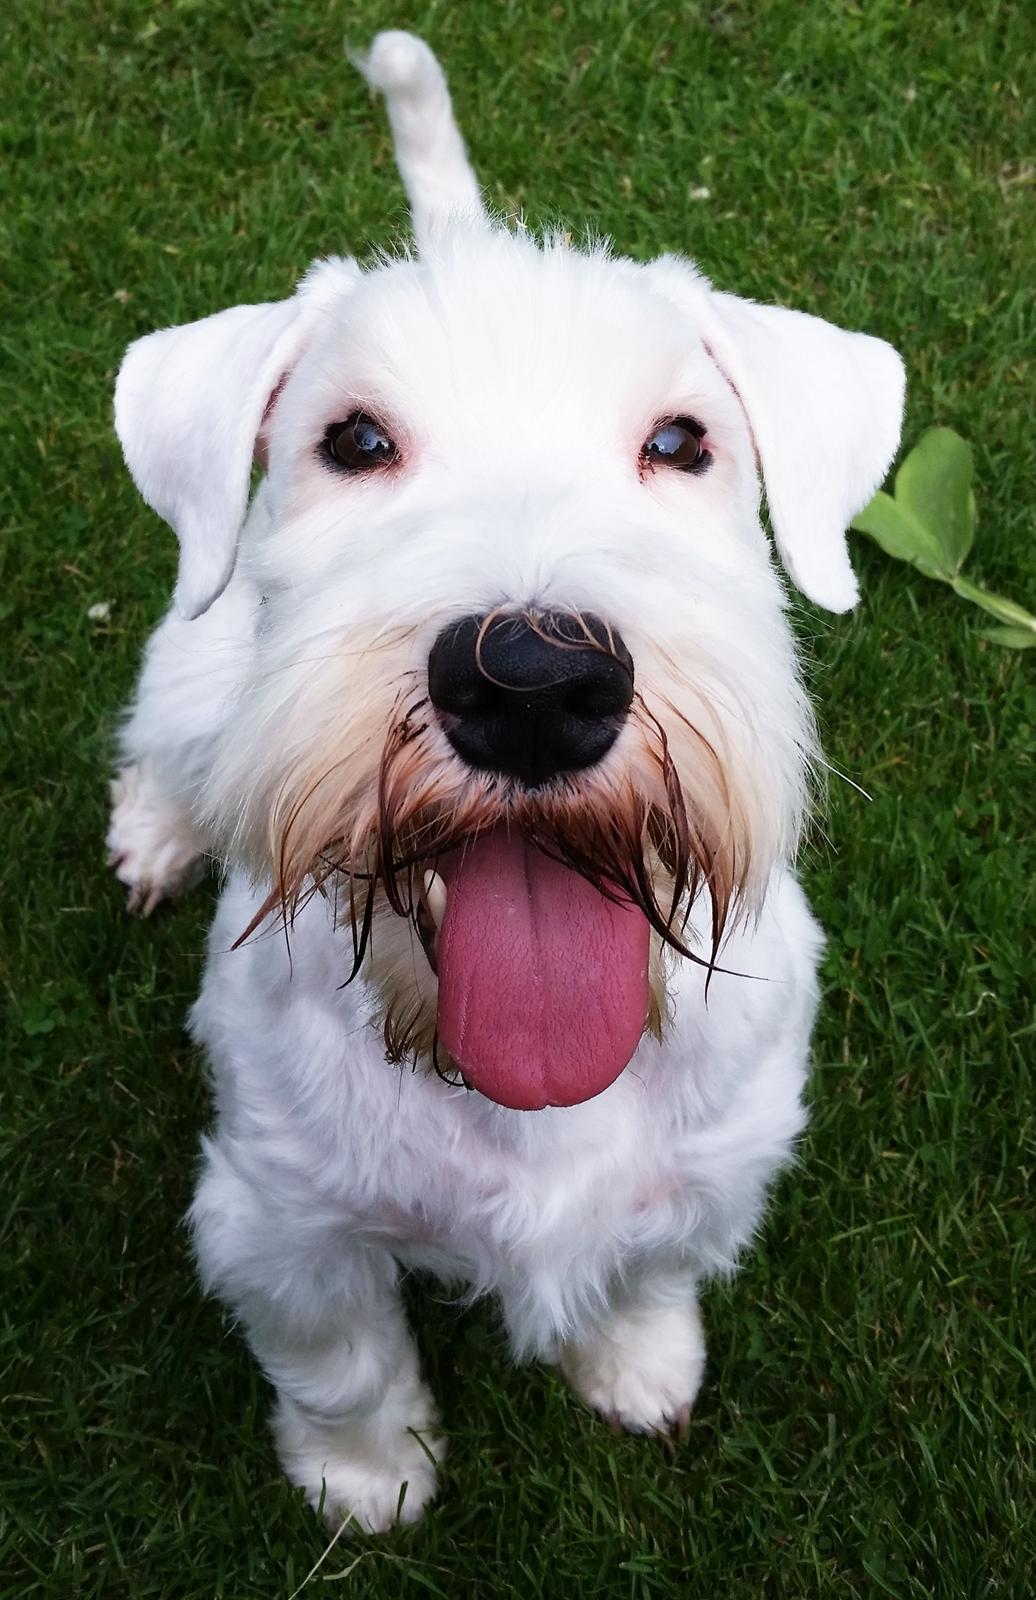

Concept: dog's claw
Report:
left=651, top=1404, right=691, bottom=1452
left=123, top=879, right=165, bottom=917
left=141, top=883, right=165, bottom=917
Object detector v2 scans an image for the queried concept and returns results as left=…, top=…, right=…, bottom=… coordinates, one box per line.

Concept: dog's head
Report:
left=115, top=33, right=904, bottom=1110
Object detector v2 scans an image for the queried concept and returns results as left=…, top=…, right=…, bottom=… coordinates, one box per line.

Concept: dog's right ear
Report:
left=115, top=261, right=358, bottom=620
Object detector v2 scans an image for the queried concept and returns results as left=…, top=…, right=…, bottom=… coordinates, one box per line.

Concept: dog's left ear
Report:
left=701, top=292, right=905, bottom=612
left=649, top=261, right=906, bottom=612
left=115, top=260, right=358, bottom=620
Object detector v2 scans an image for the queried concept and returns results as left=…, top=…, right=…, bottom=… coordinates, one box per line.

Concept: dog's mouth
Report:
left=250, top=693, right=745, bottom=1113
left=416, top=825, right=650, bottom=1111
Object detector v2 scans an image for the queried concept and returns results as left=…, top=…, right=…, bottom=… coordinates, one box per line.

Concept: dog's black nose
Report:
left=427, top=612, right=634, bottom=787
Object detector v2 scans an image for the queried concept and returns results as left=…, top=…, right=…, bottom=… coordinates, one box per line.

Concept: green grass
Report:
left=2, top=1, right=1034, bottom=1595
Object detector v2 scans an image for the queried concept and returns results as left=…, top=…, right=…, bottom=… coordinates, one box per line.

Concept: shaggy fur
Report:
left=106, top=30, right=904, bottom=1532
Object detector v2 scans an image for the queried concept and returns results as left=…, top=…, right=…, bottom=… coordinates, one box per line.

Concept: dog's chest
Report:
left=360, top=1103, right=661, bottom=1237
left=320, top=1053, right=719, bottom=1302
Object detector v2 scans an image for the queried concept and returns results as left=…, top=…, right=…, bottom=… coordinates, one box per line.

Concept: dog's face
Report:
left=116, top=225, right=903, bottom=1110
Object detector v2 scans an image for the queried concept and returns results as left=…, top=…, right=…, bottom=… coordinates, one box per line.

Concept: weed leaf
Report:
left=951, top=574, right=1036, bottom=629
left=894, top=426, right=976, bottom=576
left=978, top=625, right=1036, bottom=649
left=851, top=490, right=947, bottom=579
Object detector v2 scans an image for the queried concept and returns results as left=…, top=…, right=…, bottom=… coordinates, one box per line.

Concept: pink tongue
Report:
left=436, top=828, right=650, bottom=1111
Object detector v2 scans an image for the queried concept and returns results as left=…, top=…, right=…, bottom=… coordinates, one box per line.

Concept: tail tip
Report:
left=356, top=30, right=442, bottom=97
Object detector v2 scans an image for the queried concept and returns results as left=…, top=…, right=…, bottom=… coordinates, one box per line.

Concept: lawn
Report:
left=2, top=1, right=1033, bottom=1596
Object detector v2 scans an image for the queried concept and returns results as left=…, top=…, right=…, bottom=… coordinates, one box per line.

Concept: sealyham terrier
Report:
left=107, top=31, right=904, bottom=1532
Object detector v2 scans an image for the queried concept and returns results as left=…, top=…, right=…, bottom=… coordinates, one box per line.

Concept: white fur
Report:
left=353, top=30, right=484, bottom=246
left=108, top=31, right=904, bottom=1531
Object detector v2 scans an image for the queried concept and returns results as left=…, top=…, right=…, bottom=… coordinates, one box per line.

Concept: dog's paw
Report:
left=106, top=764, right=205, bottom=915
left=273, top=1394, right=443, bottom=1535
left=559, top=1300, right=706, bottom=1438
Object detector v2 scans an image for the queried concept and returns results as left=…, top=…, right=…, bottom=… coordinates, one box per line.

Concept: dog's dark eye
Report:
left=642, top=417, right=709, bottom=475
left=322, top=412, right=398, bottom=472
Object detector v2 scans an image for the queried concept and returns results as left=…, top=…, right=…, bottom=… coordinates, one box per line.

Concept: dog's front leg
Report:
left=192, top=1160, right=442, bottom=1532
left=556, top=1268, right=706, bottom=1438
left=262, top=1284, right=443, bottom=1535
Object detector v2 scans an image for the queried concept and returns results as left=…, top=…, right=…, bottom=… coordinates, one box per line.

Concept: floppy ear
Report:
left=648, top=259, right=906, bottom=612
left=115, top=259, right=359, bottom=619
left=700, top=292, right=906, bottom=612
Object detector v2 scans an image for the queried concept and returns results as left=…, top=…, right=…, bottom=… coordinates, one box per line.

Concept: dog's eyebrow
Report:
left=702, top=341, right=760, bottom=471
left=354, top=31, right=487, bottom=250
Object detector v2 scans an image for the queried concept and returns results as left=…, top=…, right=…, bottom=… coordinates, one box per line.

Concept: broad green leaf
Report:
left=979, top=625, right=1036, bottom=650
left=852, top=490, right=949, bottom=580
left=851, top=427, right=1035, bottom=654
left=894, top=426, right=976, bottom=576
left=952, top=575, right=1036, bottom=628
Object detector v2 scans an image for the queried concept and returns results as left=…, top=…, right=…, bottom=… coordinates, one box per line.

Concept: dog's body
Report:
left=107, top=33, right=904, bottom=1530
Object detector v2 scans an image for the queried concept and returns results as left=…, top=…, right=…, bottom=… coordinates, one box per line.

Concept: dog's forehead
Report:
left=300, top=229, right=720, bottom=427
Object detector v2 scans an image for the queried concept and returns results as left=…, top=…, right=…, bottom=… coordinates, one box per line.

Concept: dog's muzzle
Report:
left=427, top=611, right=634, bottom=786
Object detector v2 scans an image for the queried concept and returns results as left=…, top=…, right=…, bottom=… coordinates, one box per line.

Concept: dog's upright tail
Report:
left=355, top=31, right=487, bottom=249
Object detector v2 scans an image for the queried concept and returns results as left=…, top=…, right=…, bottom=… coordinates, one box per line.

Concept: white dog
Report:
left=107, top=32, right=904, bottom=1532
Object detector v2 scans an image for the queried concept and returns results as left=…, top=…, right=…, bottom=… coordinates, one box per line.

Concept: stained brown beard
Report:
left=238, top=685, right=753, bottom=1012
